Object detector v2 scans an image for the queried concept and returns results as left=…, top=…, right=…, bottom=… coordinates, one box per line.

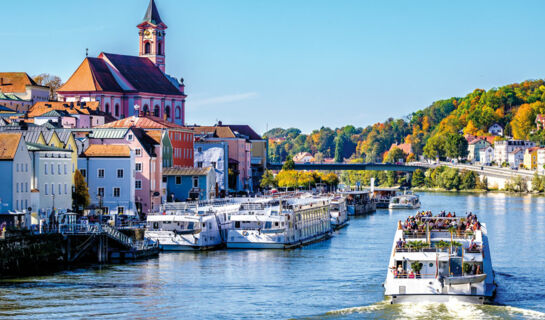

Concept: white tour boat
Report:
left=383, top=212, right=496, bottom=304
left=388, top=192, right=421, bottom=209
left=145, top=201, right=239, bottom=251
left=339, top=190, right=376, bottom=215
left=330, top=196, right=349, bottom=230
left=226, top=196, right=332, bottom=249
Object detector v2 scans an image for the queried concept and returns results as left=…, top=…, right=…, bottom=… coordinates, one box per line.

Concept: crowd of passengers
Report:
left=400, top=211, right=481, bottom=233
left=391, top=263, right=482, bottom=279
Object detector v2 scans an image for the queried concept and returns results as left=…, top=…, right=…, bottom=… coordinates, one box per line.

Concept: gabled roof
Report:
left=26, top=142, right=70, bottom=152
left=142, top=0, right=164, bottom=26
left=28, top=101, right=100, bottom=117
left=132, top=128, right=159, bottom=157
left=97, top=115, right=186, bottom=130
left=83, top=144, right=131, bottom=157
left=0, top=72, right=41, bottom=93
left=58, top=58, right=123, bottom=93
left=38, top=110, right=70, bottom=118
left=145, top=130, right=163, bottom=144
left=223, top=125, right=263, bottom=140
left=88, top=128, right=130, bottom=139
left=0, top=133, right=22, bottom=160
left=163, top=167, right=212, bottom=176
left=389, top=142, right=413, bottom=154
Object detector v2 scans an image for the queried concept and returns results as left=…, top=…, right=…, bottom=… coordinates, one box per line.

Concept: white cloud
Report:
left=189, top=92, right=258, bottom=107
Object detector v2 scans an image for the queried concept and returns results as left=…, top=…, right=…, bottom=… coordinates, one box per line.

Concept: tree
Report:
left=321, top=172, right=340, bottom=188
left=423, top=135, right=446, bottom=159
left=33, top=73, right=63, bottom=100
left=73, top=170, right=90, bottom=213
left=438, top=167, right=460, bottom=190
left=334, top=135, right=345, bottom=163
left=411, top=169, right=425, bottom=187
left=385, top=147, right=406, bottom=163
left=531, top=173, right=544, bottom=192
left=282, top=158, right=295, bottom=170
left=276, top=170, right=298, bottom=189
left=460, top=170, right=477, bottom=190
left=444, top=134, right=468, bottom=159
left=260, top=170, right=277, bottom=189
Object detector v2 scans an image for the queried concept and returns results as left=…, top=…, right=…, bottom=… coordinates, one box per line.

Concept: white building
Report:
left=537, top=149, right=545, bottom=174
left=494, top=140, right=535, bottom=166
left=507, top=148, right=524, bottom=169
left=488, top=123, right=504, bottom=136
left=0, top=133, right=32, bottom=214
left=479, top=146, right=494, bottom=165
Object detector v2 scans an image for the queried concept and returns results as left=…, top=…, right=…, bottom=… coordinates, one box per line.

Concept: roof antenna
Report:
left=86, top=48, right=89, bottom=57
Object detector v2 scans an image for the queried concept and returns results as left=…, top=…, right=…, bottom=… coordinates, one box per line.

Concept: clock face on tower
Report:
left=144, top=29, right=152, bottom=40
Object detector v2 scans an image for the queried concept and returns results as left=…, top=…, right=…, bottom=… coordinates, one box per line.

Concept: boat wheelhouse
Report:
left=226, top=196, right=332, bottom=249
left=384, top=212, right=496, bottom=304
left=371, top=187, right=400, bottom=208
left=339, top=190, right=376, bottom=215
left=388, top=192, right=421, bottom=209
left=330, top=196, right=349, bottom=230
left=145, top=201, right=239, bottom=251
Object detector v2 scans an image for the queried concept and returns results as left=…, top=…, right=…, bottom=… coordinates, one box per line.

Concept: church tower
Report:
left=137, top=0, right=167, bottom=73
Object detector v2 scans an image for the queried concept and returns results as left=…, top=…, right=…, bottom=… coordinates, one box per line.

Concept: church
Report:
left=57, top=0, right=187, bottom=126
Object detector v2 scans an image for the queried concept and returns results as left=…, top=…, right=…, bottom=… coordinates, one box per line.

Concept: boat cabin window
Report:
left=265, top=221, right=272, bottom=229
left=235, top=221, right=240, bottom=228
left=275, top=222, right=279, bottom=227
left=153, top=222, right=159, bottom=229
left=202, top=223, right=206, bottom=228
left=187, top=222, right=194, bottom=230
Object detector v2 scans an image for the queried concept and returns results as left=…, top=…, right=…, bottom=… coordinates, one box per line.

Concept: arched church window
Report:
left=105, top=103, right=110, bottom=114
left=175, top=106, right=181, bottom=119
left=158, top=42, right=162, bottom=55
left=154, top=105, right=160, bottom=117
left=145, top=42, right=151, bottom=55
left=165, top=105, right=171, bottom=119
left=143, top=104, right=149, bottom=115
left=115, top=104, right=120, bottom=117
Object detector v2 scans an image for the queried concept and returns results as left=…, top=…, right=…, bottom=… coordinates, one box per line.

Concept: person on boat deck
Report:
left=409, top=271, right=415, bottom=279
left=396, top=238, right=404, bottom=248
left=447, top=212, right=452, bottom=218
left=397, top=266, right=404, bottom=276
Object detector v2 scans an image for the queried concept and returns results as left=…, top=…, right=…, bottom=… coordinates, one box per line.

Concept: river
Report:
left=1, top=192, right=545, bottom=319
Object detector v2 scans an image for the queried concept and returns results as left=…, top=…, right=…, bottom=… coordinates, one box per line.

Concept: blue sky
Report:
left=2, top=0, right=545, bottom=134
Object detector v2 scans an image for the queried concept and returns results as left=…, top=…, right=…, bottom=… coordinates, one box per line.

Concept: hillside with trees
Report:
left=264, top=79, right=545, bottom=163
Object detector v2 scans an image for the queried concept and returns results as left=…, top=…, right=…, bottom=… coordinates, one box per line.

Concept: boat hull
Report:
left=160, top=243, right=223, bottom=251
left=331, top=220, right=349, bottom=230
left=388, top=294, right=492, bottom=304
left=227, top=232, right=331, bottom=249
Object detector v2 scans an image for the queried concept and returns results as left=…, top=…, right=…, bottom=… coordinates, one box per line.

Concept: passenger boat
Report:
left=371, top=187, right=400, bottom=208
left=226, top=196, right=332, bottom=249
left=145, top=201, right=239, bottom=251
left=388, top=192, right=421, bottom=209
left=329, top=196, right=349, bottom=230
left=339, top=190, right=376, bottom=215
left=383, top=212, right=496, bottom=304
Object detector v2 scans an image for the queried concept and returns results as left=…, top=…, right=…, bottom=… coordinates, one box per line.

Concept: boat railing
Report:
left=392, top=273, right=436, bottom=279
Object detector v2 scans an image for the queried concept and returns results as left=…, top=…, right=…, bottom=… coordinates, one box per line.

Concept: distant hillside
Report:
left=264, top=79, right=545, bottom=162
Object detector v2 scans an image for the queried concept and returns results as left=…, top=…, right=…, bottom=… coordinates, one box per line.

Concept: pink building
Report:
left=88, top=127, right=162, bottom=215
left=57, top=0, right=187, bottom=126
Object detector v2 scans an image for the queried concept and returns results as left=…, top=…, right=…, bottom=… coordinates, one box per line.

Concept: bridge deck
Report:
left=267, top=162, right=425, bottom=171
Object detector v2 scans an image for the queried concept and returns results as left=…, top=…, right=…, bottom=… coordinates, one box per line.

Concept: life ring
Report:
left=242, top=231, right=249, bottom=236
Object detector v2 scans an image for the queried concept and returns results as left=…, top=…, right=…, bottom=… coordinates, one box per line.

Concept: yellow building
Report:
left=523, top=147, right=539, bottom=170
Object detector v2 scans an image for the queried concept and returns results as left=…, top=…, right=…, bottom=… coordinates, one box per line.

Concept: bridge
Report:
left=267, top=162, right=426, bottom=172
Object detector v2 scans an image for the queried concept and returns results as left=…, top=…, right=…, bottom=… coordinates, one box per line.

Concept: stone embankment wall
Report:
left=0, top=233, right=65, bottom=277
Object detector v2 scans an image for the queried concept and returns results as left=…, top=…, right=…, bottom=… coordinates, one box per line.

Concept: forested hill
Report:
left=264, top=79, right=545, bottom=163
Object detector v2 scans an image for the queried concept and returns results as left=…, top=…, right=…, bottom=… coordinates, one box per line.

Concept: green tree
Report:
left=334, top=135, right=345, bottom=163
left=73, top=170, right=90, bottom=213
left=531, top=173, right=544, bottom=192
left=282, top=158, right=295, bottom=170
left=444, top=134, right=468, bottom=159
left=411, top=169, right=425, bottom=187
left=385, top=147, right=406, bottom=163
left=260, top=170, right=277, bottom=189
left=460, top=170, right=477, bottom=190
left=438, top=167, right=461, bottom=190
left=423, top=135, right=445, bottom=159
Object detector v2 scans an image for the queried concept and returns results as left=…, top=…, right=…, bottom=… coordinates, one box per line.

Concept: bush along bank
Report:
left=411, top=167, right=488, bottom=192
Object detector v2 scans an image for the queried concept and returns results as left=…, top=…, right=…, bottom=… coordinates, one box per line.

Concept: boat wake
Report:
left=319, top=301, right=545, bottom=319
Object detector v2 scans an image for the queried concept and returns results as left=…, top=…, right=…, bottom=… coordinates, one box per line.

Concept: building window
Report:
left=58, top=164, right=61, bottom=174
left=44, top=163, right=48, bottom=175
left=175, top=106, right=181, bottom=119
left=117, top=169, right=124, bottom=178
left=197, top=161, right=203, bottom=168
left=98, top=169, right=105, bottom=178
left=135, top=148, right=142, bottom=156
left=105, top=103, right=110, bottom=114
left=154, top=105, right=160, bottom=117
left=97, top=187, right=104, bottom=196
left=128, top=134, right=133, bottom=141
left=51, top=164, right=54, bottom=175
left=16, top=183, right=19, bottom=193
left=143, top=105, right=149, bottom=115
left=197, top=147, right=202, bottom=153
left=211, top=161, right=216, bottom=169
left=64, top=184, right=67, bottom=194
left=118, top=207, right=124, bottom=214
left=165, top=105, right=170, bottom=119
left=25, top=163, right=28, bottom=172
left=193, top=176, right=199, bottom=188
left=51, top=183, right=55, bottom=195
left=113, top=187, right=120, bottom=197
left=58, top=184, right=62, bottom=195
left=115, top=104, right=120, bottom=117
left=175, top=176, right=181, bottom=184
left=145, top=42, right=151, bottom=54
left=26, top=182, right=29, bottom=192
left=80, top=169, right=87, bottom=177
left=64, top=164, right=67, bottom=175
left=158, top=42, right=162, bottom=55
left=45, top=184, right=48, bottom=195
left=136, top=163, right=142, bottom=172
left=162, top=176, right=167, bottom=183
left=16, top=163, right=19, bottom=172
left=135, top=180, right=142, bottom=190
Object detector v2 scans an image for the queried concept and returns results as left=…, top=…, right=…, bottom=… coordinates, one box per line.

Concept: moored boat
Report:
left=388, top=192, right=421, bottom=209
left=339, top=190, right=376, bottom=215
left=329, top=196, right=349, bottom=230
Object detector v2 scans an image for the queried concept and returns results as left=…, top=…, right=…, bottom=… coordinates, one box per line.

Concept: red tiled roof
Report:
left=0, top=133, right=22, bottom=160
left=389, top=142, right=412, bottom=154
left=223, top=125, right=262, bottom=140
left=28, top=101, right=100, bottom=117
left=0, top=72, right=40, bottom=93
left=100, top=53, right=183, bottom=95
left=58, top=58, right=123, bottom=92
left=83, top=144, right=131, bottom=157
left=97, top=115, right=187, bottom=130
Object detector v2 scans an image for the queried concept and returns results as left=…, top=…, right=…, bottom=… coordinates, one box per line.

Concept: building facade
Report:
left=488, top=123, right=504, bottom=136
left=479, top=146, right=494, bottom=165
left=0, top=133, right=32, bottom=213
left=468, top=138, right=491, bottom=163
left=494, top=140, right=535, bottom=166
left=194, top=140, right=229, bottom=195
left=0, top=73, right=49, bottom=112
left=163, top=167, right=216, bottom=201
left=78, top=145, right=135, bottom=215
left=523, top=147, right=540, bottom=170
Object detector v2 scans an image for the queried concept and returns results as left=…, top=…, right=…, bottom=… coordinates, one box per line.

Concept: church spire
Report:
left=142, top=0, right=163, bottom=25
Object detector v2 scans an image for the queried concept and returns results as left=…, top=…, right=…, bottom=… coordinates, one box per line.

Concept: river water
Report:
left=1, top=192, right=545, bottom=319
